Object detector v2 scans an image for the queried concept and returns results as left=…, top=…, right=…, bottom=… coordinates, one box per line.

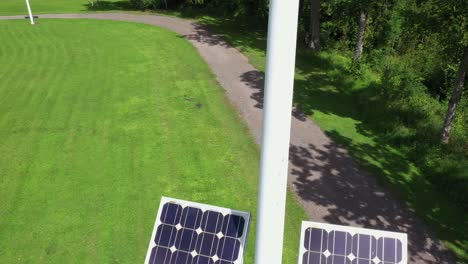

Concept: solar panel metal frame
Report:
left=298, top=221, right=408, bottom=264
left=144, top=196, right=251, bottom=264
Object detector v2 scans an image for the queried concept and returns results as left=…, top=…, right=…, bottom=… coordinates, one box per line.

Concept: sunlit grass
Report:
left=0, top=19, right=307, bottom=263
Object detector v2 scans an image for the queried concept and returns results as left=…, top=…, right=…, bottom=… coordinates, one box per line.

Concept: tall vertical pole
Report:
left=254, top=0, right=300, bottom=263
left=25, top=0, right=35, bottom=25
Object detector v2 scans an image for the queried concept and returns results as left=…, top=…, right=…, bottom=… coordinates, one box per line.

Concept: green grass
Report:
left=195, top=16, right=467, bottom=261
left=0, top=19, right=307, bottom=263
left=0, top=0, right=137, bottom=15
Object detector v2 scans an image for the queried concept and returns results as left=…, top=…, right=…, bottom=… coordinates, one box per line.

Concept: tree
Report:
left=354, top=10, right=366, bottom=61
left=441, top=47, right=468, bottom=143
left=322, top=0, right=396, bottom=61
left=403, top=0, right=468, bottom=142
left=352, top=0, right=397, bottom=61
left=307, top=0, right=321, bottom=51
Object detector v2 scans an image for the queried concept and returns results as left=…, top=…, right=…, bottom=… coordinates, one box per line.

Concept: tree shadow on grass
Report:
left=292, top=50, right=375, bottom=120
left=199, top=17, right=267, bottom=50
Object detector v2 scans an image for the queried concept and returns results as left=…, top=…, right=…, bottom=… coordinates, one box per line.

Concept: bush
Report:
left=129, top=0, right=187, bottom=10
left=355, top=55, right=468, bottom=208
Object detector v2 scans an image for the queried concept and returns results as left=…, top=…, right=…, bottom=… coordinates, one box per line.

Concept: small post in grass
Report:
left=25, top=0, right=35, bottom=25
left=254, top=0, right=300, bottom=263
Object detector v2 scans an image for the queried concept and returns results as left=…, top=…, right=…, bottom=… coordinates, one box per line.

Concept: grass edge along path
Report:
left=0, top=19, right=307, bottom=263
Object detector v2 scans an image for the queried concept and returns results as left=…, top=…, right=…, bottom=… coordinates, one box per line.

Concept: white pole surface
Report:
left=25, top=0, right=35, bottom=25
left=254, top=0, right=300, bottom=263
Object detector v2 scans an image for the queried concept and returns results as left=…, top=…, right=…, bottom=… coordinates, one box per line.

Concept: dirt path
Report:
left=0, top=13, right=458, bottom=263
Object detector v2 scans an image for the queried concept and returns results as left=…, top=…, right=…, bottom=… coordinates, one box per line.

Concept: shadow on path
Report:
left=181, top=23, right=231, bottom=48
left=240, top=70, right=308, bottom=121
left=289, top=140, right=456, bottom=263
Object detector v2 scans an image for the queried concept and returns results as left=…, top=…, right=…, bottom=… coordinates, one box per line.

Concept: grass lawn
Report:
left=0, top=19, right=307, bottom=263
left=0, top=0, right=134, bottom=16
left=193, top=16, right=468, bottom=261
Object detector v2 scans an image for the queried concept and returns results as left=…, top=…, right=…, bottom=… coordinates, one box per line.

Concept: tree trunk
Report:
left=307, top=0, right=321, bottom=51
left=354, top=10, right=367, bottom=61
left=440, top=47, right=468, bottom=144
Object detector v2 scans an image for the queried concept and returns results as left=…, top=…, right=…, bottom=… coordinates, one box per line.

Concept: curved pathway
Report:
left=0, top=13, right=457, bottom=263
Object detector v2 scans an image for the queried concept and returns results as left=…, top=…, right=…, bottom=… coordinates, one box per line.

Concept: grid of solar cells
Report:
left=146, top=199, right=249, bottom=264
left=299, top=222, right=407, bottom=264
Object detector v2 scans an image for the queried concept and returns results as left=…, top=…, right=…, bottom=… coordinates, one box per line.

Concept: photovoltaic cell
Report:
left=299, top=221, right=407, bottom=264
left=145, top=197, right=250, bottom=264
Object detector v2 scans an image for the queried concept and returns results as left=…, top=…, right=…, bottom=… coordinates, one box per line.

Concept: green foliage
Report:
left=361, top=56, right=467, bottom=207
left=393, top=0, right=467, bottom=100
left=318, top=0, right=398, bottom=51
left=127, top=0, right=269, bottom=18
left=196, top=0, right=269, bottom=18
left=129, top=0, right=174, bottom=10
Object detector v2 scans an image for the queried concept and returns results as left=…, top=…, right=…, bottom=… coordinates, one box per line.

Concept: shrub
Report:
left=355, top=55, right=468, bottom=207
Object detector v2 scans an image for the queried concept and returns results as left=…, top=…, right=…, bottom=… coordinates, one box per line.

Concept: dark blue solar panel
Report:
left=155, top=225, right=177, bottom=247
left=302, top=251, right=326, bottom=264
left=181, top=207, right=203, bottom=229
left=149, top=246, right=171, bottom=264
left=215, top=260, right=235, bottom=264
left=175, top=228, right=198, bottom=252
left=148, top=202, right=247, bottom=264
left=160, top=203, right=182, bottom=225
left=196, top=233, right=219, bottom=256
left=304, top=227, right=327, bottom=252
left=353, top=234, right=377, bottom=262
left=201, top=211, right=223, bottom=234
left=222, top=214, right=245, bottom=238
left=377, top=237, right=403, bottom=264
left=302, top=227, right=404, bottom=264
left=217, top=237, right=241, bottom=261
left=193, top=255, right=214, bottom=264
left=328, top=230, right=352, bottom=256
left=172, top=251, right=192, bottom=264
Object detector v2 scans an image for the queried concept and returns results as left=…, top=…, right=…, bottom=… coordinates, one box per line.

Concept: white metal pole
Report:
left=254, top=0, right=300, bottom=263
left=25, top=0, right=35, bottom=25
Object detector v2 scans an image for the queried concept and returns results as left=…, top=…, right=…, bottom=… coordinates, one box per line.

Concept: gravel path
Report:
left=0, top=13, right=458, bottom=263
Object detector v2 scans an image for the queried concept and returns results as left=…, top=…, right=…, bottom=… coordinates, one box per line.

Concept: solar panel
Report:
left=145, top=197, right=250, bottom=264
left=299, top=221, right=407, bottom=264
